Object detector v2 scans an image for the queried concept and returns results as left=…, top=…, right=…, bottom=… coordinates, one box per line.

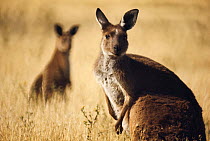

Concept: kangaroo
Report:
left=29, top=23, right=79, bottom=103
left=94, top=8, right=206, bottom=140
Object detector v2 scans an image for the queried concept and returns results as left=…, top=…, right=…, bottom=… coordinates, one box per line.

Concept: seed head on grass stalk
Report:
left=81, top=105, right=100, bottom=140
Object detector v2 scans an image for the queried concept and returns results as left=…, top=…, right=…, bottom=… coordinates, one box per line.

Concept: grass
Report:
left=0, top=0, right=209, bottom=140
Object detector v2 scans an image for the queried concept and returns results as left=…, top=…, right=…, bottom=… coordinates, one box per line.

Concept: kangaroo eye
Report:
left=105, top=34, right=110, bottom=39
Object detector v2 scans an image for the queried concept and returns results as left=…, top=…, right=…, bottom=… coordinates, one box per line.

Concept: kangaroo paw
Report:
left=115, top=121, right=123, bottom=135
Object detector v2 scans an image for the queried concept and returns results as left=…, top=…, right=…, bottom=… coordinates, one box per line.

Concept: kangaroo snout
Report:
left=113, top=45, right=121, bottom=55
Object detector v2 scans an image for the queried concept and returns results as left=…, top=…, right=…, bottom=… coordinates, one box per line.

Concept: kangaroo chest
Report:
left=48, top=56, right=70, bottom=88
left=95, top=57, right=124, bottom=118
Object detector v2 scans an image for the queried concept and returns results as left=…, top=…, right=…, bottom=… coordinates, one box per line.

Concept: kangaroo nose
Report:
left=114, top=45, right=120, bottom=52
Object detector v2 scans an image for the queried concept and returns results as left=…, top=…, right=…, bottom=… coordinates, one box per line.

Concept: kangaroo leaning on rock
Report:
left=29, top=23, right=79, bottom=103
left=94, top=8, right=206, bottom=140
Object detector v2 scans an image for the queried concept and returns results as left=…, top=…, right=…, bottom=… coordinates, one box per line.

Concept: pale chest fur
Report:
left=94, top=56, right=124, bottom=118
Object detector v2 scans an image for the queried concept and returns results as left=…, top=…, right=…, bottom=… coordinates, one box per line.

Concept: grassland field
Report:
left=0, top=0, right=209, bottom=140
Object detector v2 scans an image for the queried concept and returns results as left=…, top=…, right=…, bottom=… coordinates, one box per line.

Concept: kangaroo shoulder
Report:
left=94, top=55, right=103, bottom=71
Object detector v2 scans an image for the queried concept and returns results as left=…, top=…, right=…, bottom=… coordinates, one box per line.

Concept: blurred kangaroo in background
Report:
left=94, top=8, right=206, bottom=140
left=29, top=23, right=79, bottom=103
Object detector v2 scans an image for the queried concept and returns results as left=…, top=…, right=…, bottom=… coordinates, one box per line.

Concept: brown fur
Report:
left=129, top=95, right=206, bottom=141
left=29, top=23, right=79, bottom=103
left=95, top=8, right=206, bottom=140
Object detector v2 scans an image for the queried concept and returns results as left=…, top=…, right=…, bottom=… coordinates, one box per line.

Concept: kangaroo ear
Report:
left=54, top=23, right=63, bottom=36
left=69, top=25, right=79, bottom=36
left=120, top=9, right=139, bottom=30
left=96, top=8, right=110, bottom=29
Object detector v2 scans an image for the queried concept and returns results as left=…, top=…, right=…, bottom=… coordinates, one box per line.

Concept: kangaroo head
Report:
left=96, top=8, right=139, bottom=57
left=54, top=23, right=79, bottom=53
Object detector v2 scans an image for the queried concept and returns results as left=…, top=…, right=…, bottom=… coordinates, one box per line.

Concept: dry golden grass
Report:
left=0, top=0, right=209, bottom=140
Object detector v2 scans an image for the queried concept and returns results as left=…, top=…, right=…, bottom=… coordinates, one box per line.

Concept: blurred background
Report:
left=0, top=0, right=209, bottom=140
